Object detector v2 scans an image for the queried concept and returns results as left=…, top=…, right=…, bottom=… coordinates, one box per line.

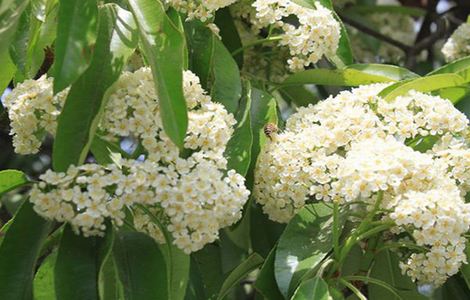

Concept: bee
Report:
left=264, top=123, right=278, bottom=140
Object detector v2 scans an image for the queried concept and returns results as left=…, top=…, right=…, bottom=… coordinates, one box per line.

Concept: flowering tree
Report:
left=1, top=0, right=470, bottom=299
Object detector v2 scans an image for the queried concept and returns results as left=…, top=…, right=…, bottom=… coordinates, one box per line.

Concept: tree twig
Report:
left=337, top=12, right=412, bottom=52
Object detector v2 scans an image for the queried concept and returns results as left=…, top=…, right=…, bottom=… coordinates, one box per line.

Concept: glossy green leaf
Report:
left=34, top=250, right=57, bottom=300
left=0, top=201, right=52, bottom=299
left=214, top=7, right=243, bottom=67
left=275, top=203, right=333, bottom=297
left=217, top=253, right=264, bottom=300
left=137, top=205, right=190, bottom=300
left=128, top=0, right=188, bottom=149
left=0, top=169, right=29, bottom=196
left=281, top=67, right=397, bottom=88
left=378, top=74, right=466, bottom=102
left=348, top=64, right=419, bottom=81
left=10, top=0, right=58, bottom=80
left=369, top=250, right=426, bottom=300
left=191, top=244, right=225, bottom=299
left=53, top=4, right=138, bottom=172
left=332, top=10, right=354, bottom=66
left=186, top=20, right=241, bottom=114
left=55, top=224, right=114, bottom=300
left=99, top=254, right=124, bottom=300
left=114, top=231, right=168, bottom=300
left=0, top=54, right=15, bottom=94
left=291, top=277, right=330, bottom=300
left=280, top=85, right=319, bottom=107
left=0, top=0, right=29, bottom=70
left=437, top=86, right=470, bottom=104
left=224, top=81, right=253, bottom=176
left=210, top=36, right=242, bottom=114
left=428, top=56, right=470, bottom=82
left=254, top=247, right=284, bottom=300
left=53, top=0, right=97, bottom=93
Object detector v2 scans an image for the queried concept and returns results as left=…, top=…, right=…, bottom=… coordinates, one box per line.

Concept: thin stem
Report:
left=333, top=202, right=341, bottom=260
left=339, top=278, right=367, bottom=300
left=231, top=36, right=283, bottom=56
left=338, top=12, right=411, bottom=52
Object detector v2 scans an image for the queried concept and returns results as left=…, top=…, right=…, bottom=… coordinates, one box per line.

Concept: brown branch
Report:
left=337, top=12, right=412, bottom=53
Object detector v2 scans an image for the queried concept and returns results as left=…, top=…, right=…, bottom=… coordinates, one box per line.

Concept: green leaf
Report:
left=210, top=35, right=242, bottom=115
left=428, top=56, right=470, bottom=82
left=378, top=74, right=466, bottom=102
left=217, top=253, right=264, bottom=300
left=0, top=53, right=15, bottom=94
left=281, top=67, right=397, bottom=88
left=34, top=250, right=57, bottom=300
left=138, top=205, right=190, bottom=300
left=214, top=7, right=243, bottom=68
left=291, top=277, right=330, bottom=300
left=280, top=85, right=319, bottom=107
left=10, top=0, right=58, bottom=80
left=52, top=4, right=138, bottom=172
left=224, top=81, right=253, bottom=176
left=0, top=201, right=52, bottom=299
left=348, top=64, right=419, bottom=81
left=55, top=225, right=114, bottom=300
left=0, top=169, right=29, bottom=196
left=191, top=244, right=225, bottom=299
left=254, top=247, right=284, bottom=300
left=186, top=20, right=242, bottom=114
left=344, top=5, right=426, bottom=17
left=369, top=250, right=426, bottom=300
left=99, top=254, right=124, bottom=300
left=436, top=86, right=470, bottom=104
left=128, top=0, right=188, bottom=149
left=53, top=0, right=97, bottom=93
left=332, top=10, right=354, bottom=66
left=275, top=203, right=333, bottom=297
left=0, top=0, right=29, bottom=70
left=114, top=231, right=168, bottom=300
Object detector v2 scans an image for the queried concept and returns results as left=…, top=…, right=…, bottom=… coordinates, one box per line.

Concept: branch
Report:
left=337, top=12, right=412, bottom=52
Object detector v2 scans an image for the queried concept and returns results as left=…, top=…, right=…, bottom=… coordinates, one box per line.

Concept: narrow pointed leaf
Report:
left=114, top=231, right=168, bottom=300
left=379, top=74, right=466, bottom=102
left=217, top=253, right=264, bottom=300
left=224, top=81, right=253, bottom=176
left=53, top=0, right=98, bottom=93
left=0, top=201, right=52, bottom=299
left=55, top=225, right=114, bottom=300
left=53, top=4, right=138, bottom=172
left=127, top=0, right=187, bottom=149
left=34, top=250, right=57, bottom=300
left=254, top=247, right=284, bottom=300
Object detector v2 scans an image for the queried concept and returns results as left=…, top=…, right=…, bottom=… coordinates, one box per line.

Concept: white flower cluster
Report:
left=254, top=84, right=470, bottom=285
left=31, top=156, right=249, bottom=253
left=3, top=76, right=68, bottom=154
left=165, top=0, right=238, bottom=21
left=392, top=188, right=470, bottom=286
left=101, top=68, right=236, bottom=164
left=27, top=68, right=250, bottom=253
left=252, top=0, right=341, bottom=71
left=442, top=22, right=470, bottom=62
